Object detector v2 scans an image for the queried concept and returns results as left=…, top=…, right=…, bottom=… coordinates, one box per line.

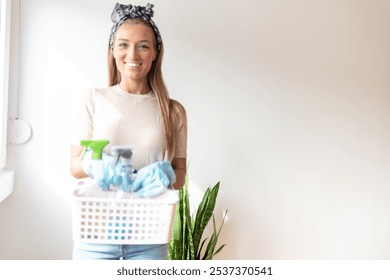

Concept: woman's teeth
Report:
left=125, top=62, right=141, bottom=67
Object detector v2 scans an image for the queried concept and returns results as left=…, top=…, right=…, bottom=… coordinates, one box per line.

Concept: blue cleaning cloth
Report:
left=133, top=161, right=176, bottom=198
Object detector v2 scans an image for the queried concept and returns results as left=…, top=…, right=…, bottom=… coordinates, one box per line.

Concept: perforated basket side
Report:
left=72, top=190, right=178, bottom=244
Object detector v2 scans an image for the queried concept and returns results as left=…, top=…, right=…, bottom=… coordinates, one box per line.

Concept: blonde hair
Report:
left=107, top=19, right=187, bottom=161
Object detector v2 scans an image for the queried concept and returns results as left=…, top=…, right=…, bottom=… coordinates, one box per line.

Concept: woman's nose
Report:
left=127, top=45, right=138, bottom=60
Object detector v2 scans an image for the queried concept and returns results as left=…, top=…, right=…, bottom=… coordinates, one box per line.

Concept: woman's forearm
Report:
left=70, top=157, right=88, bottom=179
left=70, top=145, right=88, bottom=179
left=172, top=168, right=186, bottom=190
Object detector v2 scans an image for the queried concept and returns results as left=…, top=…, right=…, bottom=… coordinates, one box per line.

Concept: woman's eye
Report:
left=138, top=44, right=149, bottom=49
left=118, top=43, right=128, bottom=48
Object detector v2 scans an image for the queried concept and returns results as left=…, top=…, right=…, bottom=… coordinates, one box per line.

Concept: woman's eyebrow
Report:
left=116, top=38, right=152, bottom=43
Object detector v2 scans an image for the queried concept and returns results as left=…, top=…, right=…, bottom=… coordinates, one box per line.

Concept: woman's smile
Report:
left=125, top=62, right=142, bottom=68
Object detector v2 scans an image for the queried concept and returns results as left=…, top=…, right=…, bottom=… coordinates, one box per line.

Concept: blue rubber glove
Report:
left=133, top=161, right=176, bottom=198
left=115, top=165, right=136, bottom=192
left=82, top=150, right=122, bottom=190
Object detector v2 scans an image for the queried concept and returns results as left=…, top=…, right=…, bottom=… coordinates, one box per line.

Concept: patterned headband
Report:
left=109, top=3, right=162, bottom=52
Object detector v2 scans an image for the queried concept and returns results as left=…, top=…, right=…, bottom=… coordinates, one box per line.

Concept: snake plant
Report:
left=168, top=175, right=227, bottom=260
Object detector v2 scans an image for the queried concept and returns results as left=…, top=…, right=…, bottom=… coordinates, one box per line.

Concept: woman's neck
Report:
left=119, top=80, right=151, bottom=95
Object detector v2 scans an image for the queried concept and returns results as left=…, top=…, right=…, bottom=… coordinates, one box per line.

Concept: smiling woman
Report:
left=69, top=3, right=188, bottom=260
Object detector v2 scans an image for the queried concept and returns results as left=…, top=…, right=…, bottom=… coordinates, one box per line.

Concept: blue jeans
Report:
left=72, top=242, right=168, bottom=260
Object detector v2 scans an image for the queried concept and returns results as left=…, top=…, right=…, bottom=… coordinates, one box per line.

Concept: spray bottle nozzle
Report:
left=111, top=146, right=134, bottom=167
left=80, top=140, right=110, bottom=160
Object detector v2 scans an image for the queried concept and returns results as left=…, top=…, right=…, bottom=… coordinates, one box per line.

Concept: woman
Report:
left=69, top=3, right=187, bottom=260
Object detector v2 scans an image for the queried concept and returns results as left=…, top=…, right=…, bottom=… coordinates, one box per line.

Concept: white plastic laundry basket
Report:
left=72, top=184, right=178, bottom=245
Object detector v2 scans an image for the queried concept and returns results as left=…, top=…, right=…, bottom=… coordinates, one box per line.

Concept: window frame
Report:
left=0, top=0, right=11, bottom=169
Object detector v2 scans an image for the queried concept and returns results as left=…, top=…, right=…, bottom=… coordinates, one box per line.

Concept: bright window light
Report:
left=0, top=0, right=11, bottom=169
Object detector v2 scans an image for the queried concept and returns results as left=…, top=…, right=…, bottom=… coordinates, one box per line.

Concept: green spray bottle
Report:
left=80, top=140, right=110, bottom=187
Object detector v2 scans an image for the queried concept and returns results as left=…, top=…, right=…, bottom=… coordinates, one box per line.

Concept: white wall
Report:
left=1, top=0, right=390, bottom=259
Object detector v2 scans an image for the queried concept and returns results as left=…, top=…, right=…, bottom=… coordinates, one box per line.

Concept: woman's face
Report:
left=112, top=22, right=157, bottom=85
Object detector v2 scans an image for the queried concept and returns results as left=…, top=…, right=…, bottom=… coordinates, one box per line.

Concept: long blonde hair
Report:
left=107, top=19, right=187, bottom=161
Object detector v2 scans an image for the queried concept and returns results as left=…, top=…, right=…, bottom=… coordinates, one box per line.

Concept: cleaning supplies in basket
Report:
left=81, top=140, right=136, bottom=192
left=81, top=139, right=111, bottom=190
left=111, top=146, right=136, bottom=192
left=80, top=139, right=176, bottom=197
